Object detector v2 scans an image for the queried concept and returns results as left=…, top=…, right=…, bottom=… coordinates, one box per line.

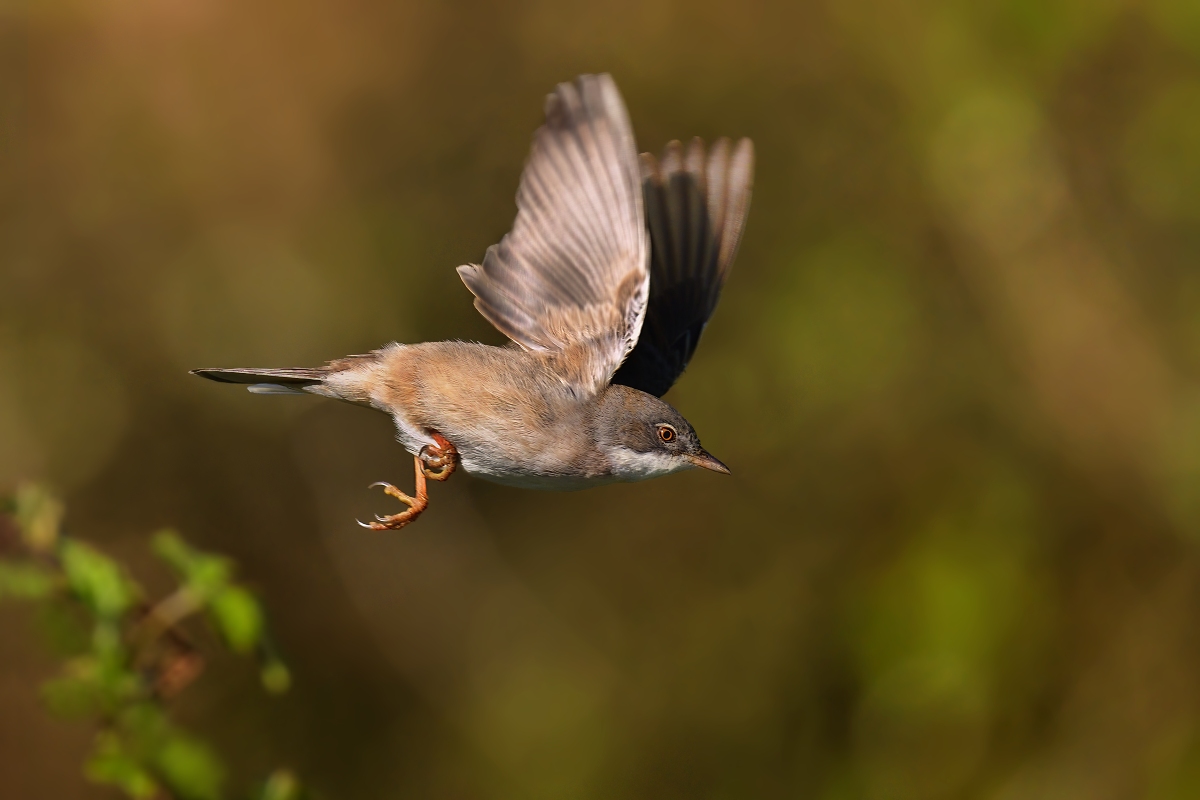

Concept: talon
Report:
left=361, top=454, right=433, bottom=531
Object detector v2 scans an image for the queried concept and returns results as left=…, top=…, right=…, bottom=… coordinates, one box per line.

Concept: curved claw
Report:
left=359, top=455, right=433, bottom=531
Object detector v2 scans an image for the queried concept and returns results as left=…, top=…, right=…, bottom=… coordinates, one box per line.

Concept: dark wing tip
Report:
left=612, top=134, right=755, bottom=397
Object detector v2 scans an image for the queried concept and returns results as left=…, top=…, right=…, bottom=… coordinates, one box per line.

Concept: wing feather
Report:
left=459, top=74, right=649, bottom=394
left=611, top=137, right=754, bottom=397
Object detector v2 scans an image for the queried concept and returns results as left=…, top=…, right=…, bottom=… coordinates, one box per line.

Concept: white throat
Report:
left=604, top=446, right=692, bottom=483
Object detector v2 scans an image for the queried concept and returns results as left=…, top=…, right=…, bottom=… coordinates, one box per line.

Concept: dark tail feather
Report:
left=190, top=367, right=327, bottom=386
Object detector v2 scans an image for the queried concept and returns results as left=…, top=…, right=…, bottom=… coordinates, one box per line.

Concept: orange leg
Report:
left=360, top=431, right=458, bottom=531
left=420, top=431, right=459, bottom=481
left=361, top=457, right=429, bottom=530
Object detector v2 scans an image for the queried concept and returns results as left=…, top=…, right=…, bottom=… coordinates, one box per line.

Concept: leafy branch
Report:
left=0, top=484, right=307, bottom=800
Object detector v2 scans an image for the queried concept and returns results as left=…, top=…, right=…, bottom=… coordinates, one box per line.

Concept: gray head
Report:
left=593, top=385, right=729, bottom=482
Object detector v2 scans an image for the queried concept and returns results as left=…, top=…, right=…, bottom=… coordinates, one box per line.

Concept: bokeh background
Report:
left=6, top=0, right=1200, bottom=797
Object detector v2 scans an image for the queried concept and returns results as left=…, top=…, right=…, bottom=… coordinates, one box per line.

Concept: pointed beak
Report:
left=688, top=450, right=731, bottom=475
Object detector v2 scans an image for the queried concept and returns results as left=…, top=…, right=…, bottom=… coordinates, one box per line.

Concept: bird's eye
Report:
left=657, top=425, right=676, bottom=443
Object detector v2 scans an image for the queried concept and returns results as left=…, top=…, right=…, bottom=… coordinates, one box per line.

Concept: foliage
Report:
left=0, top=484, right=307, bottom=800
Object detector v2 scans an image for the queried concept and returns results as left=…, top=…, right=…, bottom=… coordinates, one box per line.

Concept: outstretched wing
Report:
left=457, top=74, right=649, bottom=396
left=611, top=137, right=754, bottom=397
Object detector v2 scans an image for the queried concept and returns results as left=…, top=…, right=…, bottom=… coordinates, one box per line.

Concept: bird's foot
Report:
left=359, top=456, right=429, bottom=530
left=419, top=431, right=458, bottom=481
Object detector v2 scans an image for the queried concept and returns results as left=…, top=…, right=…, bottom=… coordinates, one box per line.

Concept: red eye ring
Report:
left=658, top=425, right=676, bottom=443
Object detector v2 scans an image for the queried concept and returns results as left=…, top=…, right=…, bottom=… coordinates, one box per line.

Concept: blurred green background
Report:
left=6, top=0, right=1200, bottom=797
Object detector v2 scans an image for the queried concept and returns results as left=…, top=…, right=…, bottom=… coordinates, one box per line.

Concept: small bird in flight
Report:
left=193, top=74, right=754, bottom=530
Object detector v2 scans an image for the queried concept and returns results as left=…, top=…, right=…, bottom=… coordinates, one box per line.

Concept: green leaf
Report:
left=209, top=586, right=264, bottom=654
left=59, top=540, right=138, bottom=619
left=152, top=531, right=232, bottom=597
left=92, top=639, right=143, bottom=707
left=0, top=560, right=56, bottom=599
left=14, top=483, right=63, bottom=552
left=151, top=530, right=201, bottom=575
left=42, top=653, right=142, bottom=718
left=153, top=733, right=225, bottom=800
left=85, top=731, right=159, bottom=799
left=92, top=618, right=128, bottom=661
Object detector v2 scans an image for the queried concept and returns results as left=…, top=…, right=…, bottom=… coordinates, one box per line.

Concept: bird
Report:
left=192, top=74, right=754, bottom=530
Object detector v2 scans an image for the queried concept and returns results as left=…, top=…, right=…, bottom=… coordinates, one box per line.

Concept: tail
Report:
left=191, top=351, right=384, bottom=400
left=190, top=367, right=328, bottom=395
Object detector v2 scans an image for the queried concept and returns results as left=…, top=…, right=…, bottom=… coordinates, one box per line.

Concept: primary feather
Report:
left=612, top=137, right=754, bottom=397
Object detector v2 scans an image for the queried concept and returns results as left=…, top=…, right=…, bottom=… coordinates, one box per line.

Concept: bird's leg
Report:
left=361, top=457, right=429, bottom=531
left=360, top=433, right=457, bottom=531
left=419, top=431, right=458, bottom=481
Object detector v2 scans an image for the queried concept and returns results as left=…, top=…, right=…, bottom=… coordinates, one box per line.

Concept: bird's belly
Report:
left=387, top=412, right=611, bottom=491
left=456, top=451, right=618, bottom=492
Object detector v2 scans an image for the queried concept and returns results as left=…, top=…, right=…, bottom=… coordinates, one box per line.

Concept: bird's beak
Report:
left=688, top=450, right=731, bottom=475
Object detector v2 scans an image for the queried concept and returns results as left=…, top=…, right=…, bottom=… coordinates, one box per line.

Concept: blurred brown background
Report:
left=5, top=0, right=1200, bottom=797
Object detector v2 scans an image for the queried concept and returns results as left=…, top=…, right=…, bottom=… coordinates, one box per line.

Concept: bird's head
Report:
left=594, top=385, right=729, bottom=482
